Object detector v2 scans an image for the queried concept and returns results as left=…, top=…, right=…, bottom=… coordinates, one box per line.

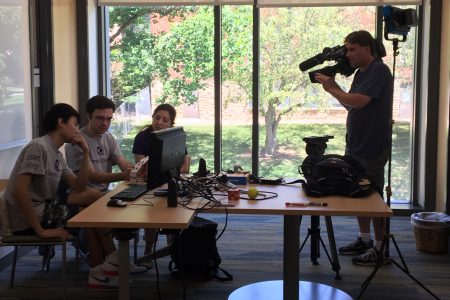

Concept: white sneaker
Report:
left=139, top=259, right=154, bottom=269
left=88, top=265, right=118, bottom=290
left=103, top=251, right=148, bottom=276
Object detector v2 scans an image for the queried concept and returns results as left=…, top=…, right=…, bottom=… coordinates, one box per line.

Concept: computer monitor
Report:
left=146, top=126, right=187, bottom=198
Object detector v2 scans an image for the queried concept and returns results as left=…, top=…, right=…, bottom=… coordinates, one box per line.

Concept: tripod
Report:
left=298, top=215, right=341, bottom=280
left=357, top=38, right=440, bottom=300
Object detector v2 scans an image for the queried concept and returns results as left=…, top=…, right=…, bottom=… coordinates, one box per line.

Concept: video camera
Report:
left=303, top=135, right=334, bottom=156
left=299, top=39, right=386, bottom=83
left=299, top=45, right=355, bottom=83
left=383, top=5, right=418, bottom=41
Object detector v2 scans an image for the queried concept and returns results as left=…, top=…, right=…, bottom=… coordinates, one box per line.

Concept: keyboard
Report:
left=111, top=184, right=148, bottom=201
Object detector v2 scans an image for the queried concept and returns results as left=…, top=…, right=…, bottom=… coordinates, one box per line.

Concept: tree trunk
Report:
left=263, top=103, right=280, bottom=156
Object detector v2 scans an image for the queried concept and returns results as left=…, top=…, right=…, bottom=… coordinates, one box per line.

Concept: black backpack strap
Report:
left=285, top=179, right=305, bottom=185
left=213, top=266, right=233, bottom=281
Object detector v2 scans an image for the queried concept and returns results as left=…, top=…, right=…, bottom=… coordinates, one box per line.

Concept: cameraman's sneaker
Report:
left=352, top=247, right=392, bottom=266
left=338, top=237, right=373, bottom=255
left=88, top=266, right=118, bottom=290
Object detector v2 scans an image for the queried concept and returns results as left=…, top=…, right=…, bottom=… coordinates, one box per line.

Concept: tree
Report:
left=109, top=6, right=193, bottom=102
left=0, top=6, right=23, bottom=105
left=153, top=7, right=363, bottom=154
left=110, top=6, right=373, bottom=155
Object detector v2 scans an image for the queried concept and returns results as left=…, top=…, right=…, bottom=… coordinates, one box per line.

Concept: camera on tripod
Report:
left=303, top=135, right=334, bottom=156
left=299, top=45, right=355, bottom=83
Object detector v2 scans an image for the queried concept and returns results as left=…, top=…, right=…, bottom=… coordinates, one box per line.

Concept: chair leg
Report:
left=44, top=246, right=53, bottom=272
left=134, top=229, right=140, bottom=264
left=62, top=243, right=67, bottom=300
left=10, top=245, right=18, bottom=287
left=75, top=241, right=80, bottom=274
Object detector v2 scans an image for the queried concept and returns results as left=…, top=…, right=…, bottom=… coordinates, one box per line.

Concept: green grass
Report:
left=115, top=122, right=411, bottom=202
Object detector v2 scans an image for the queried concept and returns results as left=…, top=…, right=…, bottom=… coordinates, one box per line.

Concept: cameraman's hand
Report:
left=314, top=73, right=340, bottom=92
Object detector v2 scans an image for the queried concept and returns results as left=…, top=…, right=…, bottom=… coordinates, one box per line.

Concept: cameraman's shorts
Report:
left=346, top=148, right=389, bottom=198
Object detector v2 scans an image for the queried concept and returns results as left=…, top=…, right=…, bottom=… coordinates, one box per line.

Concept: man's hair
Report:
left=43, top=103, right=80, bottom=133
left=345, top=30, right=375, bottom=55
left=86, top=95, right=116, bottom=115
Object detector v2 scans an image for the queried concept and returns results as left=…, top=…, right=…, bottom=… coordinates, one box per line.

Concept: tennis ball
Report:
left=247, top=187, right=259, bottom=199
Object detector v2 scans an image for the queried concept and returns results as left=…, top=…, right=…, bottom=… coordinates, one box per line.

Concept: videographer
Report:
left=315, top=30, right=393, bottom=266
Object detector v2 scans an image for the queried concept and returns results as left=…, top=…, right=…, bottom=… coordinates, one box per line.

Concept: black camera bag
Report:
left=169, top=216, right=233, bottom=281
left=299, top=154, right=372, bottom=197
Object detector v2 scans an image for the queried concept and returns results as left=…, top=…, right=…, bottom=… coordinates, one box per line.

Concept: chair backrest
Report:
left=0, top=180, right=12, bottom=238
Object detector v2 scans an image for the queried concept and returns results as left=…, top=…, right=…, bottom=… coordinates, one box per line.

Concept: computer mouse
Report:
left=107, top=198, right=128, bottom=207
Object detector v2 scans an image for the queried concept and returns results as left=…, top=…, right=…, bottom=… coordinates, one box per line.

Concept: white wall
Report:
left=52, top=0, right=78, bottom=109
left=435, top=1, right=449, bottom=212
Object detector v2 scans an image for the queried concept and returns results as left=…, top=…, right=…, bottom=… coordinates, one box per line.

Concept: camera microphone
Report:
left=299, top=52, right=325, bottom=72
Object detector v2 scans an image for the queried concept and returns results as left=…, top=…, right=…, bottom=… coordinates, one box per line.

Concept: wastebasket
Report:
left=411, top=212, right=450, bottom=253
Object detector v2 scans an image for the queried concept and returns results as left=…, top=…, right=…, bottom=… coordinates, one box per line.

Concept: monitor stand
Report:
left=167, top=177, right=178, bottom=207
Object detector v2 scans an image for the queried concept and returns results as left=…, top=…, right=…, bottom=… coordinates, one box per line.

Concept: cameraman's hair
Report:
left=43, top=103, right=80, bottom=133
left=86, top=95, right=116, bottom=115
left=345, top=30, right=375, bottom=55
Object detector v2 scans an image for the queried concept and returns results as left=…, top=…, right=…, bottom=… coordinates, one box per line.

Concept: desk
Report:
left=194, top=183, right=393, bottom=300
left=68, top=182, right=392, bottom=300
left=67, top=183, right=196, bottom=300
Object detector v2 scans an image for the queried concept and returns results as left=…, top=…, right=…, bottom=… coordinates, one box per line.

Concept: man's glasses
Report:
left=93, top=116, right=114, bottom=123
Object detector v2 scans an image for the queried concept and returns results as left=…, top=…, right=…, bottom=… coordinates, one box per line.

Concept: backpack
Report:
left=298, top=154, right=372, bottom=197
left=168, top=216, right=233, bottom=281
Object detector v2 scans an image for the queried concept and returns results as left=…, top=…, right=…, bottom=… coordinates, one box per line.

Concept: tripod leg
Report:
left=299, top=232, right=311, bottom=253
left=389, top=234, right=408, bottom=270
left=358, top=233, right=441, bottom=300
left=324, top=216, right=341, bottom=280
left=310, top=216, right=321, bottom=265
left=357, top=233, right=389, bottom=299
left=388, top=235, right=441, bottom=300
left=299, top=216, right=311, bottom=253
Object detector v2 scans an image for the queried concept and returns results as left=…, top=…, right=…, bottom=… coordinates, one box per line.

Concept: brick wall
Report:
left=149, top=77, right=407, bottom=125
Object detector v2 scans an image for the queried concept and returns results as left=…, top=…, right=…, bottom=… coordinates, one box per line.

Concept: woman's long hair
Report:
left=142, top=103, right=177, bottom=132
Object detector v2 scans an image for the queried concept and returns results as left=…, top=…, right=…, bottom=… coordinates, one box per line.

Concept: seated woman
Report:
left=132, top=103, right=190, bottom=263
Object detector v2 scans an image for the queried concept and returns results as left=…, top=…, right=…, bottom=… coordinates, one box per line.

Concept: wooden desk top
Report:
left=67, top=183, right=196, bottom=229
left=67, top=181, right=392, bottom=229
left=190, top=183, right=392, bottom=218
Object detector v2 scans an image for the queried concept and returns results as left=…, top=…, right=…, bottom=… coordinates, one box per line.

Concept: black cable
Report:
left=215, top=209, right=228, bottom=241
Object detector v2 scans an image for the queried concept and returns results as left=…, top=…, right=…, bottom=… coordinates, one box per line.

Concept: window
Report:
left=0, top=1, right=32, bottom=178
left=104, top=3, right=417, bottom=204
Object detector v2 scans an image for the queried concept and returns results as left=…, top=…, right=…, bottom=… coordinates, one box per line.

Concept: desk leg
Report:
left=284, top=215, right=300, bottom=300
left=118, top=239, right=130, bottom=300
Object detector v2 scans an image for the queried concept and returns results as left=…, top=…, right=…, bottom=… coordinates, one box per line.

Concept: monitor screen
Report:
left=146, top=126, right=187, bottom=190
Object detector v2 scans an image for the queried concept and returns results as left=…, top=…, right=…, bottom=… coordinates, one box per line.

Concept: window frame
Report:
left=97, top=3, right=429, bottom=207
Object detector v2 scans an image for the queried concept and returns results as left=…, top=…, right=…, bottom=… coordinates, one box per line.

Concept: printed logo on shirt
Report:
left=97, top=146, right=104, bottom=156
left=24, top=154, right=41, bottom=170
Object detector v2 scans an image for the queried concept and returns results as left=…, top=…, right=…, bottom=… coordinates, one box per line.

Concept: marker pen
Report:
left=285, top=202, right=328, bottom=207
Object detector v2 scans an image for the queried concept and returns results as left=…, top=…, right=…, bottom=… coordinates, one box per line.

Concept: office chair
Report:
left=0, top=182, right=79, bottom=299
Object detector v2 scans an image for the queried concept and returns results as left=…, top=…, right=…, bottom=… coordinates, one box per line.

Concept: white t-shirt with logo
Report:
left=5, top=135, right=74, bottom=232
left=65, top=127, right=123, bottom=191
